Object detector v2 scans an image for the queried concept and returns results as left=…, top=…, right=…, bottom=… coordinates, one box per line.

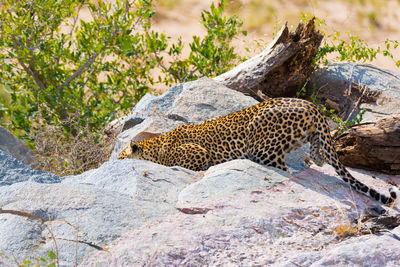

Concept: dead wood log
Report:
left=214, top=18, right=323, bottom=101
left=334, top=116, right=400, bottom=174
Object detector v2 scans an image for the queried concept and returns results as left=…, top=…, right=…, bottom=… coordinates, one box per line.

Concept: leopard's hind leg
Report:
left=308, top=132, right=325, bottom=167
left=246, top=134, right=288, bottom=171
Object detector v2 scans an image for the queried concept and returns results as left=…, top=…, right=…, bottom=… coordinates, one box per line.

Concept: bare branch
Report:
left=0, top=207, right=105, bottom=252
left=186, top=66, right=199, bottom=81
left=56, top=237, right=105, bottom=251
left=10, top=36, right=47, bottom=90
left=3, top=9, right=47, bottom=90
left=55, top=50, right=101, bottom=92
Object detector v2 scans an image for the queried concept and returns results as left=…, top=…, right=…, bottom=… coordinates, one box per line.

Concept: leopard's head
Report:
left=117, top=140, right=140, bottom=160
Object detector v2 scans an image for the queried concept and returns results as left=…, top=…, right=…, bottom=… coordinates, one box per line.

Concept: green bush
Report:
left=0, top=0, right=246, bottom=175
left=0, top=0, right=154, bottom=142
left=0, top=0, right=245, bottom=143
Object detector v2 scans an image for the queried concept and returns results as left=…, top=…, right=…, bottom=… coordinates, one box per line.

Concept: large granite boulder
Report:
left=80, top=163, right=400, bottom=266
left=0, top=156, right=198, bottom=266
left=127, top=77, right=258, bottom=123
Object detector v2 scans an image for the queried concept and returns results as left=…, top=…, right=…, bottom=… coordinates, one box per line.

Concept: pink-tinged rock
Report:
left=80, top=160, right=400, bottom=266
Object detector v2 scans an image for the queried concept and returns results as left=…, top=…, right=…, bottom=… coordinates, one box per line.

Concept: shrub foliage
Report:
left=0, top=0, right=246, bottom=140
left=0, top=0, right=246, bottom=175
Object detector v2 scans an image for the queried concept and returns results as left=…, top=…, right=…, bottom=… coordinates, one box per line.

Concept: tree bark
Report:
left=334, top=116, right=400, bottom=174
left=214, top=18, right=323, bottom=101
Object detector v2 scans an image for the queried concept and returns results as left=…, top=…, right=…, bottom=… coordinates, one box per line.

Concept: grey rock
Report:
left=0, top=181, right=147, bottom=266
left=81, top=162, right=400, bottom=266
left=123, top=77, right=257, bottom=125
left=281, top=227, right=400, bottom=266
left=0, top=126, right=35, bottom=165
left=63, top=159, right=199, bottom=202
left=177, top=159, right=289, bottom=211
left=285, top=143, right=310, bottom=174
left=310, top=231, right=400, bottom=266
left=0, top=158, right=198, bottom=266
left=128, top=82, right=185, bottom=121
left=3, top=63, right=399, bottom=266
left=104, top=81, right=185, bottom=138
left=0, top=150, right=60, bottom=186
left=1, top=139, right=398, bottom=266
left=121, top=117, right=144, bottom=132
left=168, top=77, right=258, bottom=123
left=309, top=63, right=400, bottom=122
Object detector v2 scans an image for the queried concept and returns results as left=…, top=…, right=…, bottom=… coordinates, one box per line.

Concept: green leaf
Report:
left=47, top=250, right=56, bottom=259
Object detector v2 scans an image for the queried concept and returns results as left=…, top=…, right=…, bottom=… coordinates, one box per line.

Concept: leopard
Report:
left=118, top=97, right=399, bottom=206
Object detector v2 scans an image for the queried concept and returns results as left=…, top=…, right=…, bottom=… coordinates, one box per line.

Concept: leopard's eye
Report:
left=131, top=142, right=138, bottom=152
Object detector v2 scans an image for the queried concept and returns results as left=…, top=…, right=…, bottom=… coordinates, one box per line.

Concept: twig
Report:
left=346, top=63, right=355, bottom=96
left=0, top=208, right=46, bottom=223
left=0, top=207, right=105, bottom=266
left=11, top=253, right=22, bottom=266
left=55, top=1, right=142, bottom=92
left=3, top=8, right=46, bottom=90
left=56, top=238, right=105, bottom=251
left=45, top=217, right=60, bottom=267
left=55, top=50, right=102, bottom=92
left=56, top=1, right=85, bottom=66
left=186, top=66, right=199, bottom=81
left=387, top=230, right=400, bottom=241
left=9, top=35, right=47, bottom=90
left=344, top=84, right=368, bottom=122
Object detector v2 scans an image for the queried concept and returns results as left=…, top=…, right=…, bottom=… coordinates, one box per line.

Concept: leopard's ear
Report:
left=118, top=140, right=134, bottom=159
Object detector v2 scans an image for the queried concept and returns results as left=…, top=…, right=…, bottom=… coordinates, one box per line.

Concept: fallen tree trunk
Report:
left=334, top=116, right=400, bottom=174
left=214, top=18, right=323, bottom=101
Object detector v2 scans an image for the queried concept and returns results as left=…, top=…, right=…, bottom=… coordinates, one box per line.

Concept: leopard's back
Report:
left=153, top=103, right=261, bottom=167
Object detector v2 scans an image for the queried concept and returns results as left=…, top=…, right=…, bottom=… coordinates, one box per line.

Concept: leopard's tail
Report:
left=313, top=109, right=399, bottom=206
